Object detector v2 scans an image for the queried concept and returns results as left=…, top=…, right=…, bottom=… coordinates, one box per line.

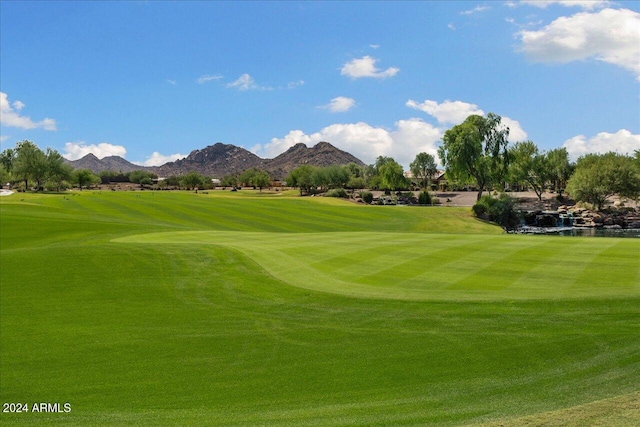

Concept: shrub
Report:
left=325, top=188, right=348, bottom=198
left=418, top=191, right=432, bottom=205
left=359, top=191, right=373, bottom=204
left=472, top=194, right=521, bottom=231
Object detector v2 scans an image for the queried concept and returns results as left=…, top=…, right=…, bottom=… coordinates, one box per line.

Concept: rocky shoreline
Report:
left=521, top=205, right=640, bottom=230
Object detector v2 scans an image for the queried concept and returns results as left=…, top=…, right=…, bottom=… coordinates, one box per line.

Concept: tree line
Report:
left=438, top=113, right=640, bottom=210
left=3, top=126, right=640, bottom=212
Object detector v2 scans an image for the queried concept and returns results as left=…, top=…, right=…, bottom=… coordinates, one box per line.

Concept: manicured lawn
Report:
left=1, top=191, right=639, bottom=425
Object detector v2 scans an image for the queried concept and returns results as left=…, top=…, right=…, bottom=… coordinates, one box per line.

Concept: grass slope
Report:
left=1, top=191, right=639, bottom=426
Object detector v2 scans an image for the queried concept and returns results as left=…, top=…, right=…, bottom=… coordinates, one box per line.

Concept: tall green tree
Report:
left=378, top=158, right=407, bottom=190
left=46, top=148, right=73, bottom=192
left=72, top=169, right=100, bottom=190
left=410, top=152, right=437, bottom=190
left=566, top=152, right=640, bottom=210
left=508, top=141, right=550, bottom=201
left=180, top=171, right=206, bottom=190
left=13, top=140, right=47, bottom=190
left=438, top=113, right=510, bottom=200
left=546, top=147, right=572, bottom=196
left=251, top=170, right=271, bottom=192
left=287, top=165, right=317, bottom=195
left=0, top=148, right=15, bottom=184
left=0, top=148, right=15, bottom=173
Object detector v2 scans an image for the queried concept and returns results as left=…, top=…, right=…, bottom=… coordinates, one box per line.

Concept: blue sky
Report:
left=1, top=0, right=639, bottom=169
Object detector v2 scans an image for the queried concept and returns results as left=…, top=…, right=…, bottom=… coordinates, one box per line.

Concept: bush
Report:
left=472, top=194, right=521, bottom=231
left=325, top=188, right=348, bottom=198
left=418, top=191, right=432, bottom=205
left=359, top=191, right=374, bottom=204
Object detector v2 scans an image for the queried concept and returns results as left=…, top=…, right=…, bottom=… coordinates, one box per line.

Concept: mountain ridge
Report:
left=66, top=142, right=365, bottom=179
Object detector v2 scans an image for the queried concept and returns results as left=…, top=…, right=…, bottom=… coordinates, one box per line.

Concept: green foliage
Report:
left=324, top=188, right=348, bottom=198
left=72, top=168, right=100, bottom=190
left=358, top=190, right=373, bottom=204
left=508, top=141, right=550, bottom=201
left=438, top=113, right=510, bottom=200
left=239, top=168, right=258, bottom=187
left=346, top=176, right=366, bottom=189
left=378, top=157, right=408, bottom=190
left=129, top=170, right=158, bottom=184
left=287, top=164, right=318, bottom=195
left=221, top=174, right=239, bottom=187
left=251, top=170, right=271, bottom=192
left=472, top=193, right=521, bottom=231
left=546, top=147, right=573, bottom=195
left=13, top=140, right=48, bottom=190
left=418, top=190, right=432, bottom=205
left=180, top=171, right=206, bottom=190
left=410, top=152, right=437, bottom=190
left=0, top=148, right=15, bottom=172
left=566, top=152, right=640, bottom=210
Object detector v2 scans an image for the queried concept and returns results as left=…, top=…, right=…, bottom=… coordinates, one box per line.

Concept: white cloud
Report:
left=134, top=151, right=187, bottom=167
left=562, top=129, right=640, bottom=160
left=166, top=79, right=177, bottom=85
left=258, top=119, right=442, bottom=167
left=0, top=92, right=57, bottom=131
left=461, top=5, right=491, bottom=15
left=0, top=135, right=10, bottom=143
left=500, top=117, right=528, bottom=142
left=319, top=96, right=356, bottom=113
left=517, top=8, right=640, bottom=79
left=406, top=98, right=527, bottom=142
left=369, top=44, right=380, bottom=49
left=197, top=74, right=223, bottom=84
left=63, top=142, right=127, bottom=160
left=407, top=99, right=484, bottom=124
left=226, top=73, right=274, bottom=91
left=287, top=80, right=305, bottom=89
left=340, top=56, right=400, bottom=79
left=520, top=1, right=610, bottom=10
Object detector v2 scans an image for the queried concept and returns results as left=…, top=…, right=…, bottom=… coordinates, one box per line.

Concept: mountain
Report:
left=156, top=143, right=262, bottom=177
left=264, top=141, right=365, bottom=179
left=66, top=141, right=365, bottom=179
left=65, top=153, right=152, bottom=173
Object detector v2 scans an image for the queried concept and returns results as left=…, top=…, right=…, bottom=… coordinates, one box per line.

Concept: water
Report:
left=557, top=228, right=640, bottom=238
left=517, top=226, right=640, bottom=238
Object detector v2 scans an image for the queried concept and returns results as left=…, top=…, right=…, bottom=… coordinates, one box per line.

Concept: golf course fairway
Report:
left=1, top=191, right=639, bottom=426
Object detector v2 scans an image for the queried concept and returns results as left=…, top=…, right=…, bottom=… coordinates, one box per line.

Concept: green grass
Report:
left=1, top=190, right=639, bottom=426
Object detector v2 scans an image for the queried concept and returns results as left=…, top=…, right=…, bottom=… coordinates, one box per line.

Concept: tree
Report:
left=238, top=168, right=258, bottom=187
left=181, top=171, right=205, bottom=190
left=13, top=140, right=46, bottom=190
left=325, top=165, right=350, bottom=189
left=438, top=113, right=510, bottom=200
left=410, top=152, right=438, bottom=190
left=221, top=175, right=239, bottom=188
left=0, top=148, right=15, bottom=173
left=546, top=147, right=572, bottom=196
left=287, top=165, right=317, bottom=195
left=129, top=170, right=158, bottom=184
left=0, top=148, right=15, bottom=184
left=472, top=193, right=521, bottom=231
left=508, top=141, right=550, bottom=201
left=73, top=169, right=100, bottom=190
left=378, top=158, right=407, bottom=190
left=46, top=149, right=73, bottom=192
left=251, top=170, right=271, bottom=192
left=566, top=152, right=640, bottom=210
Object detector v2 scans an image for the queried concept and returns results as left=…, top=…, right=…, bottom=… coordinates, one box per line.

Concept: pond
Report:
left=517, top=226, right=640, bottom=238
left=558, top=228, right=640, bottom=238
